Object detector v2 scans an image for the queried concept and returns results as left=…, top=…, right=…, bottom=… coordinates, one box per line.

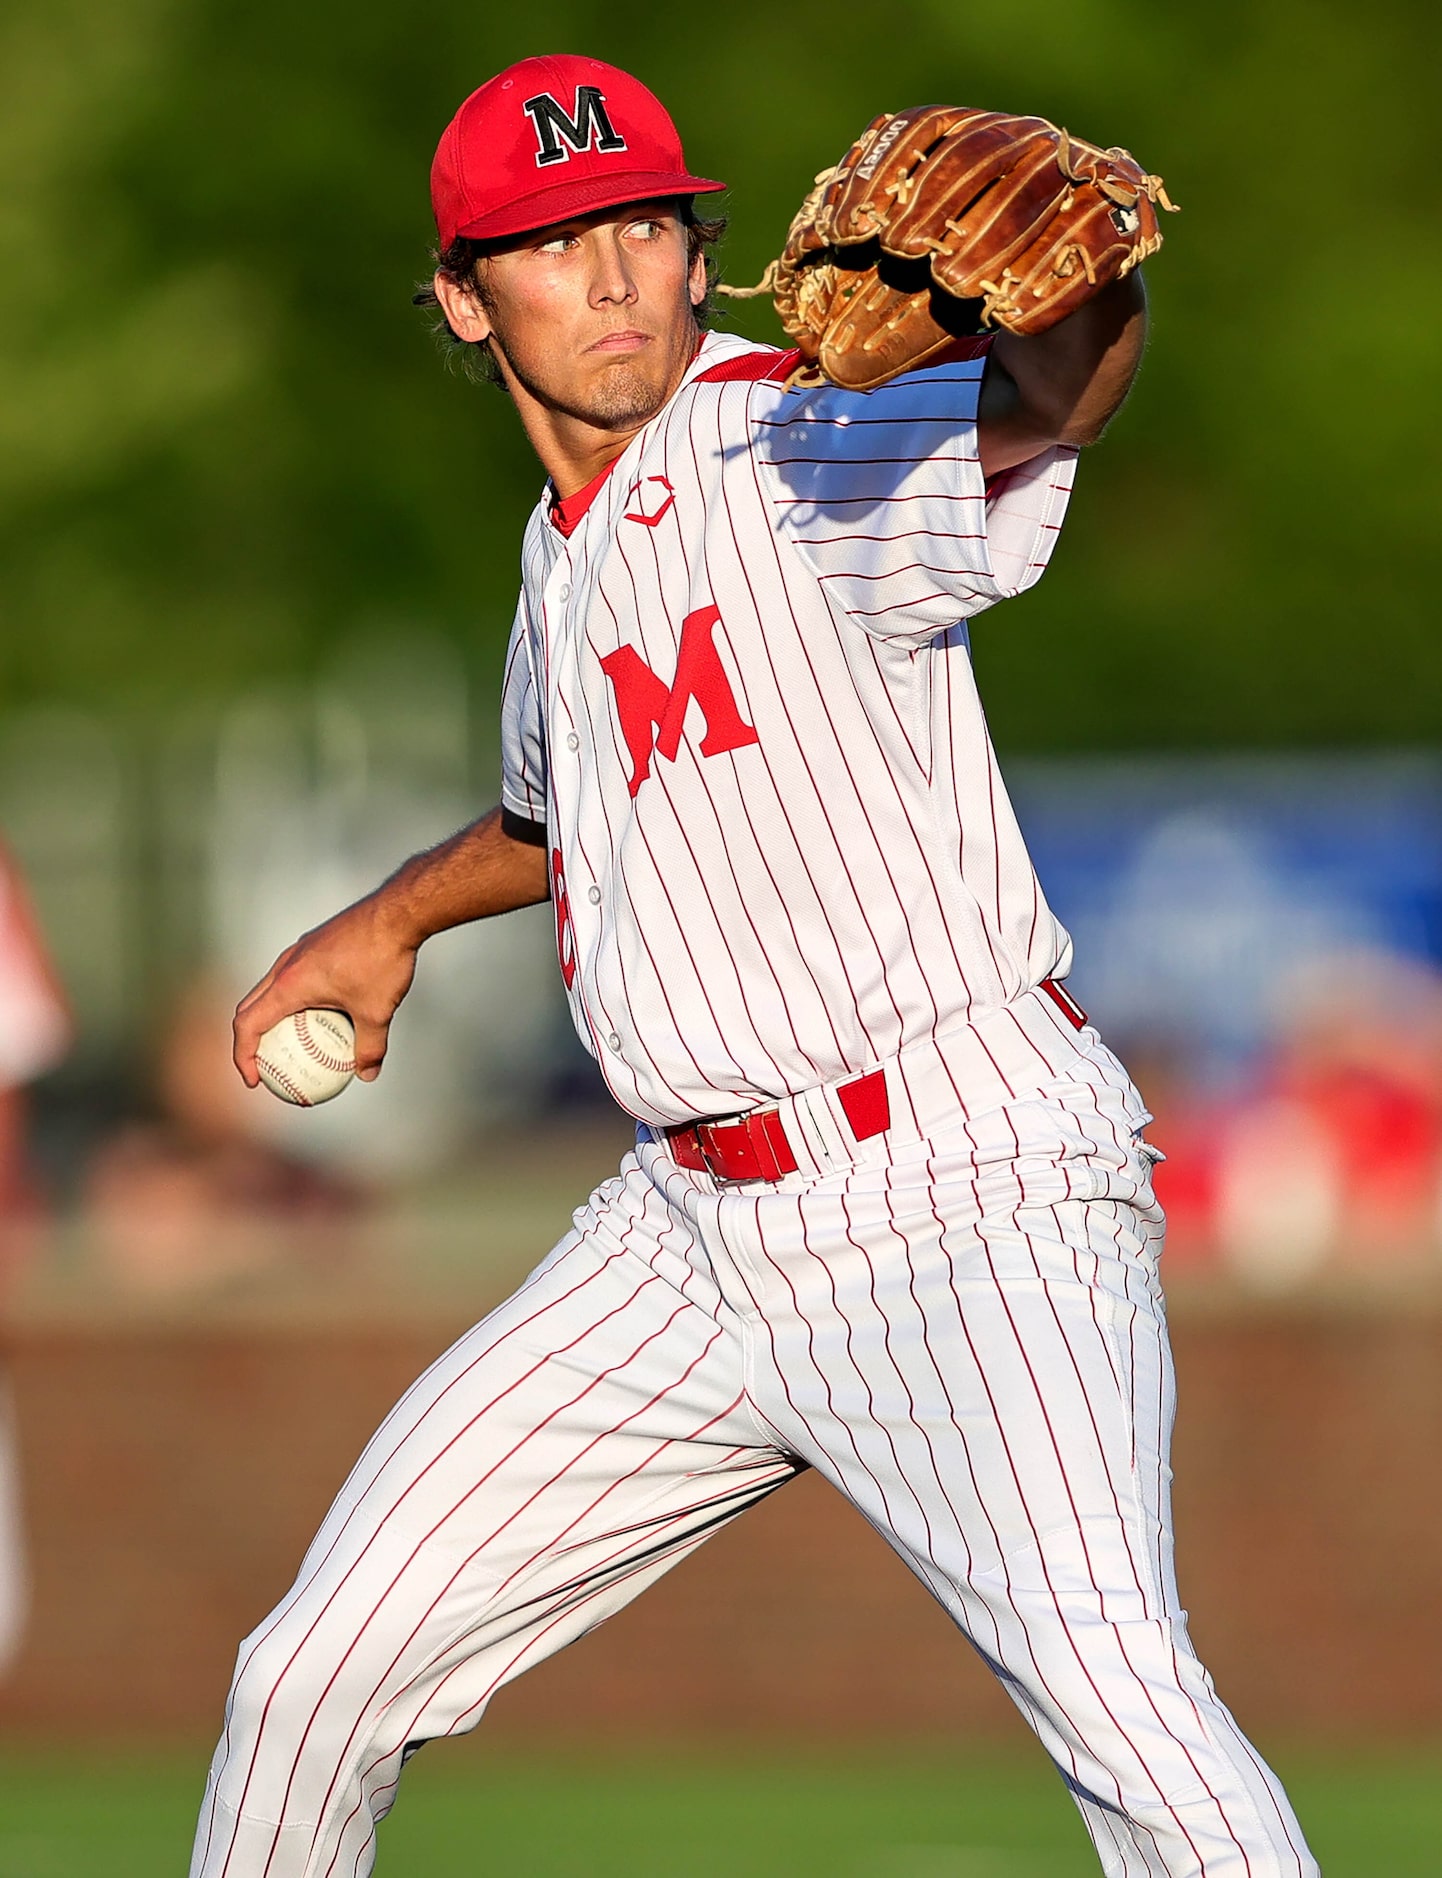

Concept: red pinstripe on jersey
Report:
left=499, top=332, right=1079, bottom=1128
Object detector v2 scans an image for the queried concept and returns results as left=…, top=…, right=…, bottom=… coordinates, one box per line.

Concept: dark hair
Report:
left=412, top=198, right=727, bottom=386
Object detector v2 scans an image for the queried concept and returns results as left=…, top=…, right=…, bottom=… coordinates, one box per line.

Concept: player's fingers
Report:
left=233, top=997, right=278, bottom=1087
left=350, top=1012, right=391, bottom=1083
left=233, top=978, right=311, bottom=1086
left=234, top=978, right=270, bottom=1019
left=234, top=946, right=295, bottom=1018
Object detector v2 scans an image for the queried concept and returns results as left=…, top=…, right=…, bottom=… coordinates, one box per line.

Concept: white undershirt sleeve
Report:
left=755, top=360, right=1077, bottom=647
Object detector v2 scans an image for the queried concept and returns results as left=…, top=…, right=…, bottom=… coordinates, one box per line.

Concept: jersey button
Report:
left=566, top=732, right=580, bottom=752
left=587, top=886, right=601, bottom=905
left=557, top=582, right=571, bottom=602
left=606, top=1032, right=622, bottom=1052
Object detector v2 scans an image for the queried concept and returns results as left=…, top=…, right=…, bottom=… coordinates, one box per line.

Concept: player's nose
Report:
left=587, top=230, right=639, bottom=306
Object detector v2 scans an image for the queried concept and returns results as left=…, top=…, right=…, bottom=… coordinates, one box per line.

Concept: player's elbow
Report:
left=1055, top=401, right=1122, bottom=451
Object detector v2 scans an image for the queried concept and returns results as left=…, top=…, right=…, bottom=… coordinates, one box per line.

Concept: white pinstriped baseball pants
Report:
left=190, top=1046, right=1316, bottom=1878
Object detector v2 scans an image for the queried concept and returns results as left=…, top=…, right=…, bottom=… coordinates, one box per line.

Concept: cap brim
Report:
left=455, top=170, right=726, bottom=243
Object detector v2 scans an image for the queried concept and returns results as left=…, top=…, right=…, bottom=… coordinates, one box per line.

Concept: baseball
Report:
left=255, top=1008, right=357, bottom=1106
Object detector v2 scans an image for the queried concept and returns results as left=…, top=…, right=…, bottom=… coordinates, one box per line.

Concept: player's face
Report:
left=437, top=202, right=708, bottom=431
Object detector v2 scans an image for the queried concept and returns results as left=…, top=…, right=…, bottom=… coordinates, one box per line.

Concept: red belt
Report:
left=662, top=980, right=1089, bottom=1184
left=664, top=1103, right=808, bottom=1182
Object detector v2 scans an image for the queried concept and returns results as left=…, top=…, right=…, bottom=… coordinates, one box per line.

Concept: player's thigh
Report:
left=232, top=1153, right=774, bottom=1708
left=741, top=1092, right=1175, bottom=1616
left=196, top=1158, right=800, bottom=1872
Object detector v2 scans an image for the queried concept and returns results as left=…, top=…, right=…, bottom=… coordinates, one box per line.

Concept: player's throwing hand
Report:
left=231, top=895, right=419, bottom=1088
left=230, top=805, right=549, bottom=1090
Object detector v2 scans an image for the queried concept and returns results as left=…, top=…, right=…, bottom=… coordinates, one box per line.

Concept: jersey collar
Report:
left=549, top=463, right=615, bottom=539
left=545, top=333, right=777, bottom=538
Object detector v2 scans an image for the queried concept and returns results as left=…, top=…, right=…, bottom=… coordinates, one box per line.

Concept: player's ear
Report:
left=687, top=243, right=708, bottom=310
left=432, top=270, right=493, bottom=344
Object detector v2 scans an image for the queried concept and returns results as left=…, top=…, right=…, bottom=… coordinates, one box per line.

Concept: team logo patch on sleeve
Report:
left=523, top=87, right=628, bottom=167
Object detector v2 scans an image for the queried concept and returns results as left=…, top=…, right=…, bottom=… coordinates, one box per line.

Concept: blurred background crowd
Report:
left=0, top=0, right=1437, bottom=1774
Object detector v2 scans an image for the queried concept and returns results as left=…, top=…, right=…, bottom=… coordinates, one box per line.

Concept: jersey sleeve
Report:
left=753, top=358, right=1077, bottom=647
left=499, top=603, right=548, bottom=825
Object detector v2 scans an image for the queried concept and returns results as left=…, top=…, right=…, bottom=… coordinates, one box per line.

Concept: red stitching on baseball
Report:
left=258, top=1059, right=312, bottom=1106
left=294, top=1011, right=356, bottom=1076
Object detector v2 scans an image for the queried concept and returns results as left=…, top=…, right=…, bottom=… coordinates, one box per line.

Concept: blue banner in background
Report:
left=1009, top=755, right=1442, bottom=1086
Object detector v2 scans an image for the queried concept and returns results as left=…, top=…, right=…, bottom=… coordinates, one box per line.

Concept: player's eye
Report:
left=536, top=231, right=581, bottom=254
left=627, top=218, right=665, bottom=240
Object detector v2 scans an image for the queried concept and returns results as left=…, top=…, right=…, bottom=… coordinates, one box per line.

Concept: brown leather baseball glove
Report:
left=721, top=105, right=1176, bottom=391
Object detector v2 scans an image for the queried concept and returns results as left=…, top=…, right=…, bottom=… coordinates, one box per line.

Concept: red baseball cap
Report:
left=430, top=55, right=725, bottom=248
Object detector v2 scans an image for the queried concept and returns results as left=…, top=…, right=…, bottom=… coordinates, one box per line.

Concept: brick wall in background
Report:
left=1, top=1305, right=1439, bottom=1744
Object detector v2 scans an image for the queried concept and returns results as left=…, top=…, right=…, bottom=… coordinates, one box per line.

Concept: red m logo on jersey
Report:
left=599, top=605, right=759, bottom=798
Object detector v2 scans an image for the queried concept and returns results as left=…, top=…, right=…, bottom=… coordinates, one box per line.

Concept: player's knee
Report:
left=221, top=1615, right=337, bottom=1758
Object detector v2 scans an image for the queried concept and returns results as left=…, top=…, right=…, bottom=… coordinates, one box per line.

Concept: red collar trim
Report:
left=547, top=344, right=777, bottom=536
left=692, top=336, right=990, bottom=387
left=694, top=347, right=802, bottom=383
left=549, top=461, right=619, bottom=538
left=553, top=336, right=942, bottom=532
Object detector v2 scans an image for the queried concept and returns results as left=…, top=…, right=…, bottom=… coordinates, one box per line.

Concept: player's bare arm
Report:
left=978, top=270, right=1148, bottom=476
left=231, top=807, right=547, bottom=1086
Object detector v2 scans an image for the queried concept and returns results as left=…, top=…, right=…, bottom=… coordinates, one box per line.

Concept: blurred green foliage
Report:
left=1, top=1748, right=1441, bottom=1875
left=1, top=0, right=1435, bottom=748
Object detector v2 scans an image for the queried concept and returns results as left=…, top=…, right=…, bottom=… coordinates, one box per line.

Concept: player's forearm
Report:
left=232, top=805, right=550, bottom=1084
left=373, top=805, right=550, bottom=949
left=982, top=272, right=1148, bottom=468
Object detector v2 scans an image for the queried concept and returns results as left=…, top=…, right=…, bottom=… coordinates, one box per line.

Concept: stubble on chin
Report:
left=577, top=358, right=672, bottom=430
left=500, top=315, right=698, bottom=430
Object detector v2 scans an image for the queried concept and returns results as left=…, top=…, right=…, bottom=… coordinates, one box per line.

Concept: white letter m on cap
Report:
left=523, top=87, right=628, bottom=168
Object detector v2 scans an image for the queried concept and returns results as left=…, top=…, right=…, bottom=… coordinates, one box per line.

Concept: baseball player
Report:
left=194, top=56, right=1317, bottom=1878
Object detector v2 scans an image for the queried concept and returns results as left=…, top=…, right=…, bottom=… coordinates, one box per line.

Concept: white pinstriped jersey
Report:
left=500, top=329, right=1078, bottom=1128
